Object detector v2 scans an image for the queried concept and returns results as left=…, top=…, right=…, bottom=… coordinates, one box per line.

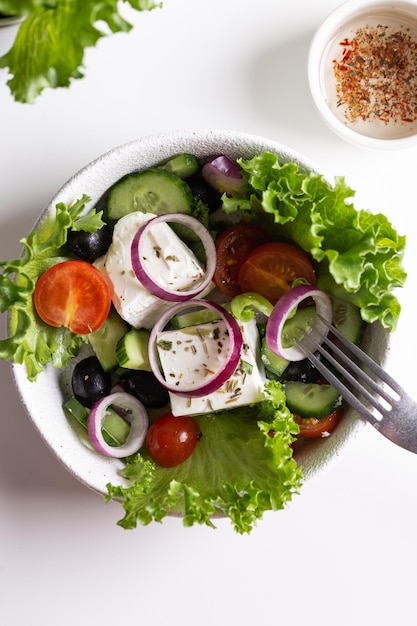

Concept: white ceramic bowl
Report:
left=11, top=130, right=387, bottom=498
left=308, top=0, right=417, bottom=149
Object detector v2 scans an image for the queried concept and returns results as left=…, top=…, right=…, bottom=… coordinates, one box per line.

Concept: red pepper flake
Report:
left=333, top=23, right=417, bottom=125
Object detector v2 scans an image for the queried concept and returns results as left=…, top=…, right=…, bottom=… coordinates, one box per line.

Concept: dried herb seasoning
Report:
left=333, top=23, right=417, bottom=124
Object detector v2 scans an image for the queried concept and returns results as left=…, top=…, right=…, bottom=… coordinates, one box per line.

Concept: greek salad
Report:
left=0, top=151, right=406, bottom=533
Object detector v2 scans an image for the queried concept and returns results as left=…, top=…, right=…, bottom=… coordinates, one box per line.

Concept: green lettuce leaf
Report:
left=0, top=0, right=44, bottom=15
left=0, top=0, right=162, bottom=103
left=222, top=152, right=406, bottom=331
left=105, top=381, right=302, bottom=534
left=0, top=195, right=105, bottom=380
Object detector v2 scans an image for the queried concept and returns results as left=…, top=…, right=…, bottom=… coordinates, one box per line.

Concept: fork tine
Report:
left=304, top=335, right=393, bottom=417
left=317, top=314, right=403, bottom=395
left=297, top=316, right=417, bottom=455
left=298, top=334, right=384, bottom=426
left=319, top=333, right=398, bottom=406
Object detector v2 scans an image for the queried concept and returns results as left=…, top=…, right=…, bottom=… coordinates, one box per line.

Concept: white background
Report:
left=1, top=1, right=417, bottom=624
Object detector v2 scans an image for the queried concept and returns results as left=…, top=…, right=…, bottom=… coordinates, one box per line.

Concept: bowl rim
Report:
left=10, top=129, right=374, bottom=497
left=308, top=0, right=417, bottom=150
left=0, top=14, right=23, bottom=27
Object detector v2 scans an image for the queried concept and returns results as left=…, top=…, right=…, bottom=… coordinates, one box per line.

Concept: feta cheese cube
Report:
left=100, top=211, right=209, bottom=329
left=156, top=317, right=267, bottom=416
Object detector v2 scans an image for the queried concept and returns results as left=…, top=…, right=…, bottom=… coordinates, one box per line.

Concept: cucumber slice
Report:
left=88, top=307, right=129, bottom=371
left=283, top=382, right=342, bottom=419
left=116, top=328, right=152, bottom=370
left=63, top=396, right=89, bottom=427
left=156, top=153, right=199, bottom=178
left=281, top=306, right=316, bottom=348
left=102, top=408, right=131, bottom=445
left=261, top=338, right=289, bottom=377
left=106, top=169, right=194, bottom=221
left=63, top=397, right=130, bottom=446
left=279, top=300, right=364, bottom=350
left=331, top=297, right=364, bottom=345
left=170, top=303, right=231, bottom=329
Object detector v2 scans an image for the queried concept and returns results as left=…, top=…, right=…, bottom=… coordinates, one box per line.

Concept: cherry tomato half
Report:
left=34, top=260, right=111, bottom=334
left=146, top=412, right=201, bottom=468
left=237, top=241, right=316, bottom=304
left=294, top=408, right=342, bottom=438
left=214, top=224, right=271, bottom=297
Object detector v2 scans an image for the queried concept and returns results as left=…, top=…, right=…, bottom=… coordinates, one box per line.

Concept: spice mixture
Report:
left=333, top=23, right=417, bottom=125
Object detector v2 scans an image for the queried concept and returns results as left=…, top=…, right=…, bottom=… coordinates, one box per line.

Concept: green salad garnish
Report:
left=0, top=195, right=105, bottom=380
left=223, top=152, right=406, bottom=331
left=0, top=0, right=162, bottom=103
left=106, top=382, right=301, bottom=533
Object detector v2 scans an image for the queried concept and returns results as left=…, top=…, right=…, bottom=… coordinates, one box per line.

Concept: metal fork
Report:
left=296, top=316, right=417, bottom=454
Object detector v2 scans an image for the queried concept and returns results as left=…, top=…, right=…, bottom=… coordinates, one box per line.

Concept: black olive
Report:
left=187, top=174, right=222, bottom=212
left=72, top=356, right=112, bottom=408
left=283, top=352, right=324, bottom=384
left=120, top=370, right=169, bottom=409
left=67, top=226, right=112, bottom=262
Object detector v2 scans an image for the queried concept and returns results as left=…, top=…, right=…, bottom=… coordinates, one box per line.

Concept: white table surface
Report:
left=2, top=2, right=417, bottom=624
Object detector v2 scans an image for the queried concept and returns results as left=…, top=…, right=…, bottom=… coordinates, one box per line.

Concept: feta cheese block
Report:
left=156, top=317, right=267, bottom=416
left=101, top=211, right=208, bottom=329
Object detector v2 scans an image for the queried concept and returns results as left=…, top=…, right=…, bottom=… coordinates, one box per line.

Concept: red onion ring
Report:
left=148, top=300, right=243, bottom=397
left=88, top=391, right=149, bottom=458
left=130, top=213, right=216, bottom=302
left=202, top=155, right=246, bottom=195
left=265, top=285, right=333, bottom=361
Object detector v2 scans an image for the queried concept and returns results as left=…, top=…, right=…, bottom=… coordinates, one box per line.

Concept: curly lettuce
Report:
left=105, top=381, right=302, bottom=534
left=0, top=195, right=105, bottom=380
left=0, top=0, right=162, bottom=103
left=222, top=152, right=406, bottom=331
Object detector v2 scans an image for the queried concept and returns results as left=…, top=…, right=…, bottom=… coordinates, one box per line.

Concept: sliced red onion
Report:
left=266, top=285, right=333, bottom=361
left=88, top=391, right=149, bottom=458
left=202, top=155, right=246, bottom=195
left=131, top=213, right=216, bottom=302
left=148, top=300, right=243, bottom=397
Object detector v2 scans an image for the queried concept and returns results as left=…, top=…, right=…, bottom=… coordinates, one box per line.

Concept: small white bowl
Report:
left=308, top=0, right=417, bottom=149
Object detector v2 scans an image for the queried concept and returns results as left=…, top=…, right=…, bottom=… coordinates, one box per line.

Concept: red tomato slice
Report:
left=214, top=224, right=271, bottom=297
left=237, top=241, right=316, bottom=304
left=34, top=260, right=111, bottom=334
left=294, top=409, right=342, bottom=438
